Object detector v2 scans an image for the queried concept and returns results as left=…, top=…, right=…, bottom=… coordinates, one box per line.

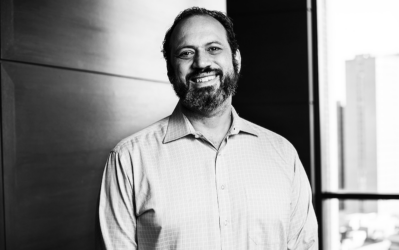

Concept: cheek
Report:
left=218, top=53, right=234, bottom=71
left=174, top=63, right=190, bottom=80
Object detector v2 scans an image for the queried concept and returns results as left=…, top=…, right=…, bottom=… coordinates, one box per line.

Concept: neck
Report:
left=181, top=96, right=233, bottom=149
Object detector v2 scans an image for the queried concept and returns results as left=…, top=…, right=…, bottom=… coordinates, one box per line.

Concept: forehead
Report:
left=170, top=15, right=229, bottom=50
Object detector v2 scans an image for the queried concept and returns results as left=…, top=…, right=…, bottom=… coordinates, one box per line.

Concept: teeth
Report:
left=195, top=75, right=216, bottom=83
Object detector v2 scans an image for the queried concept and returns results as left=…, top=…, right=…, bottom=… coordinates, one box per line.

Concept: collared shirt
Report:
left=99, top=104, right=318, bottom=250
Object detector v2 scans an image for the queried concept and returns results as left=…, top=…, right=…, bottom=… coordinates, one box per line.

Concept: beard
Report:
left=170, top=63, right=240, bottom=114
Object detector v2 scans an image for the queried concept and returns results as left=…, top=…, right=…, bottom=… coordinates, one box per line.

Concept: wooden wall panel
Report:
left=228, top=1, right=314, bottom=178
left=1, top=0, right=225, bottom=82
left=1, top=1, right=227, bottom=249
left=1, top=62, right=177, bottom=250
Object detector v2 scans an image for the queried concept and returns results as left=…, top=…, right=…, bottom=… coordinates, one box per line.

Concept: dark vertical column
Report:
left=227, top=0, right=315, bottom=181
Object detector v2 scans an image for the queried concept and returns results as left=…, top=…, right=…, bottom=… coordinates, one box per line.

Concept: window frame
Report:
left=310, top=0, right=399, bottom=249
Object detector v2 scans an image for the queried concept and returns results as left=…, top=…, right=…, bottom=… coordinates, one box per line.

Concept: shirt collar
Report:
left=163, top=102, right=258, bottom=144
left=230, top=107, right=259, bottom=137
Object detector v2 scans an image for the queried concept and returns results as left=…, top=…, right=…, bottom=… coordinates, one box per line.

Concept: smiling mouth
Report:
left=193, top=75, right=217, bottom=83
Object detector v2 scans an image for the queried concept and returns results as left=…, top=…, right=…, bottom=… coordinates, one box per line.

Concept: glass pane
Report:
left=323, top=199, right=399, bottom=250
left=317, top=0, right=399, bottom=193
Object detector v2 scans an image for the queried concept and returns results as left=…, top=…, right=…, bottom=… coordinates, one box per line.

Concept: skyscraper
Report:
left=344, top=54, right=399, bottom=214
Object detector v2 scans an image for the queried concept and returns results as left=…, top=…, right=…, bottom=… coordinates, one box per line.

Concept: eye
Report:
left=177, top=50, right=194, bottom=59
left=208, top=47, right=222, bottom=54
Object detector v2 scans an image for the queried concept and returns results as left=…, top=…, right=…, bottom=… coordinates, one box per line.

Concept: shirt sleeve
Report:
left=287, top=152, right=319, bottom=249
left=99, top=150, right=137, bottom=249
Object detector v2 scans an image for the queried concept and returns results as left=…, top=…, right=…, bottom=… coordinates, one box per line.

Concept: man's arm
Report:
left=99, top=151, right=137, bottom=249
left=287, top=153, right=319, bottom=249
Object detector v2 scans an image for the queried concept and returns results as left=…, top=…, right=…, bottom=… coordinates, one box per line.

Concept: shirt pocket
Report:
left=245, top=187, right=289, bottom=247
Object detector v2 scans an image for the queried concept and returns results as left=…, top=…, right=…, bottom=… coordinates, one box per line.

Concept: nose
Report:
left=192, top=50, right=211, bottom=69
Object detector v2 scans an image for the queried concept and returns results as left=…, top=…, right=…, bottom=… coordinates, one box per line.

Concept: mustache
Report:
left=186, top=67, right=223, bottom=81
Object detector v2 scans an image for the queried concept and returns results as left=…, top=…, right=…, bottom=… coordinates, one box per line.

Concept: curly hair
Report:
left=162, top=7, right=239, bottom=81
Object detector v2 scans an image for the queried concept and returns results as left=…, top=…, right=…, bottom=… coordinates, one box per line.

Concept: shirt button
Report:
left=221, top=185, right=225, bottom=190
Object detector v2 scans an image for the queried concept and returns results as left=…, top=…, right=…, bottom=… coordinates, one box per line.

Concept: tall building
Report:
left=343, top=54, right=399, bottom=214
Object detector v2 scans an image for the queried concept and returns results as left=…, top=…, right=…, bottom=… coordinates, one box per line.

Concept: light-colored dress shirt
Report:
left=99, top=104, right=318, bottom=250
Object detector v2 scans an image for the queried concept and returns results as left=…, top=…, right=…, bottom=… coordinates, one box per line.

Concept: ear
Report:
left=234, top=49, right=242, bottom=73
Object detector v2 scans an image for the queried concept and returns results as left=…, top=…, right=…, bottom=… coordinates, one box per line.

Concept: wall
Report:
left=0, top=1, right=225, bottom=249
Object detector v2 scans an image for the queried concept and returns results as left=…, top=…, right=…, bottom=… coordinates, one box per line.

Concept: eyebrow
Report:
left=206, top=41, right=223, bottom=46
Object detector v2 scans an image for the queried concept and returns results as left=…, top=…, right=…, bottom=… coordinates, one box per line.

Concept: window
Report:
left=316, top=0, right=399, bottom=249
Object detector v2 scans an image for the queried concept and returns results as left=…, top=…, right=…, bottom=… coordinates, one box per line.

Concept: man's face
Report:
left=169, top=15, right=240, bottom=113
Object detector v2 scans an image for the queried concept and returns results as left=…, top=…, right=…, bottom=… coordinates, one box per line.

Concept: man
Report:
left=99, top=7, right=318, bottom=250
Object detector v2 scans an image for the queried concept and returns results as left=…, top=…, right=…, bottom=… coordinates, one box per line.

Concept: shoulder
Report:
left=240, top=118, right=297, bottom=165
left=112, top=116, right=170, bottom=154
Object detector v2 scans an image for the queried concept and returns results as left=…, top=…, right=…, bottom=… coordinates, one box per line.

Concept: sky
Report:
left=322, top=0, right=399, bottom=102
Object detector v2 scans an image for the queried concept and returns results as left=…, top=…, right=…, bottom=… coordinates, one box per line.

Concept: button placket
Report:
left=215, top=149, right=232, bottom=249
